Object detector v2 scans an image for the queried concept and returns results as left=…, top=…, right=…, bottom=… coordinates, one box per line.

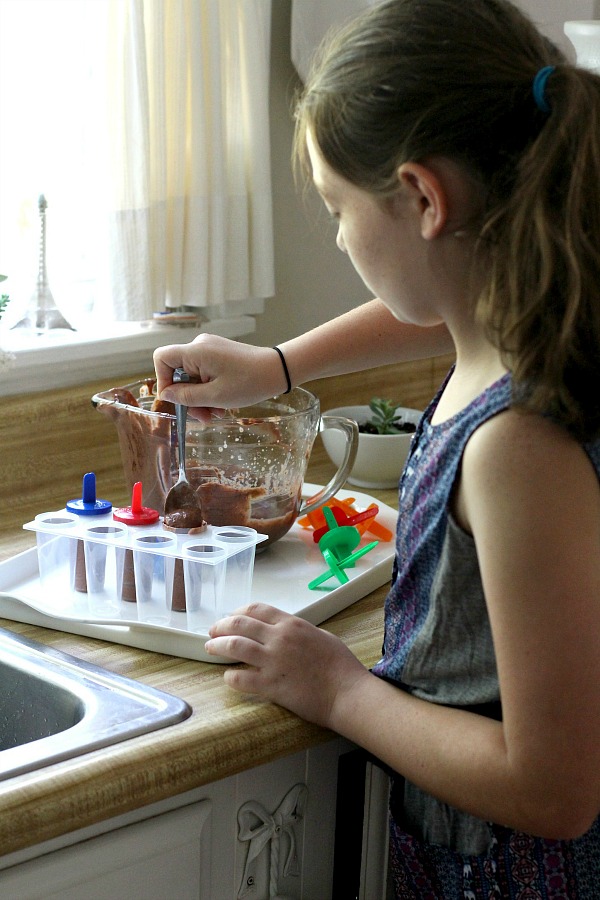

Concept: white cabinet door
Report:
left=0, top=801, right=211, bottom=900
left=231, top=741, right=342, bottom=899
left=209, top=741, right=343, bottom=899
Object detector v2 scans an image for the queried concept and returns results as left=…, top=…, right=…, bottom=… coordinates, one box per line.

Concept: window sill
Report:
left=0, top=315, right=256, bottom=397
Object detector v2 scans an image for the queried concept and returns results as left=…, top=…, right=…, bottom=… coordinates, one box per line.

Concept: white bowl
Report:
left=321, top=405, right=422, bottom=490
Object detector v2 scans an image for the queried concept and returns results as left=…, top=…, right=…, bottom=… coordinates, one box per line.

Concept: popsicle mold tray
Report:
left=0, top=485, right=397, bottom=662
left=24, top=511, right=267, bottom=632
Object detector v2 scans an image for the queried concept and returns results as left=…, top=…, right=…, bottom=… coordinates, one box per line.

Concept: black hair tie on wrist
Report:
left=273, top=346, right=292, bottom=394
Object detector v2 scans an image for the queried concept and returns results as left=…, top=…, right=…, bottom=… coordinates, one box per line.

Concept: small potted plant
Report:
left=358, top=397, right=417, bottom=436
left=0, top=276, right=10, bottom=319
left=321, top=396, right=421, bottom=489
left=0, top=275, right=15, bottom=370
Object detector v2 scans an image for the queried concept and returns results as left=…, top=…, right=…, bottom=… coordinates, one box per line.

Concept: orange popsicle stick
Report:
left=298, top=497, right=357, bottom=529
left=366, top=518, right=393, bottom=541
left=300, top=495, right=392, bottom=541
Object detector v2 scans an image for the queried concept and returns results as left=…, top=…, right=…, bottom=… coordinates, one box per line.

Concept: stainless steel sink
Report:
left=0, top=627, right=191, bottom=781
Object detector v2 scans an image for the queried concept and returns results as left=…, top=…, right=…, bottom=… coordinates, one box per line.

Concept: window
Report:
left=0, top=0, right=109, bottom=330
left=0, top=0, right=273, bottom=395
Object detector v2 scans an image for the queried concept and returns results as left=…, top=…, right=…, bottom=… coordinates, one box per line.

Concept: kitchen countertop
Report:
left=0, top=449, right=398, bottom=858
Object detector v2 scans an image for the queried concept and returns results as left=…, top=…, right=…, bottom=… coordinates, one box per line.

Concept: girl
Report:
left=154, top=1, right=600, bottom=895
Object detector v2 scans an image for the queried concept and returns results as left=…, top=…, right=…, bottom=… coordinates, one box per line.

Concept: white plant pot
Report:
left=321, top=405, right=422, bottom=490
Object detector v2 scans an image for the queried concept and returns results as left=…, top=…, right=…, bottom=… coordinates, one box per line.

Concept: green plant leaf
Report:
left=0, top=294, right=11, bottom=321
left=365, top=397, right=406, bottom=434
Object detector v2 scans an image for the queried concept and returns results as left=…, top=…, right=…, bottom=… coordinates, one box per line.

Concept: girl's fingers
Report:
left=223, top=665, right=270, bottom=695
left=205, top=633, right=265, bottom=666
left=206, top=604, right=289, bottom=661
left=231, top=602, right=289, bottom=623
left=208, top=603, right=289, bottom=638
left=206, top=618, right=267, bottom=649
left=187, top=406, right=226, bottom=422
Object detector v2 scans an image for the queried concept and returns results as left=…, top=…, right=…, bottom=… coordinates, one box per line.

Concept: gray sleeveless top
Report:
left=371, top=369, right=600, bottom=853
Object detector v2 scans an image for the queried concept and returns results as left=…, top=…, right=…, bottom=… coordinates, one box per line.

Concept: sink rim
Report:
left=0, top=627, right=192, bottom=781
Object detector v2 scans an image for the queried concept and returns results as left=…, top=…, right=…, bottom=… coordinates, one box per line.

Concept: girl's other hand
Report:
left=153, top=334, right=286, bottom=419
left=205, top=603, right=368, bottom=729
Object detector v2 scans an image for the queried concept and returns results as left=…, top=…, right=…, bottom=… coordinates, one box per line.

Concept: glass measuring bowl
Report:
left=92, top=379, right=358, bottom=548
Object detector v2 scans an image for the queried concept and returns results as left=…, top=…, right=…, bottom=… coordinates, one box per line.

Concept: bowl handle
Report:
left=300, top=415, right=359, bottom=517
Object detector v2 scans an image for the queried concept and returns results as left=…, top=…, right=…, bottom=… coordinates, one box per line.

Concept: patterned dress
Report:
left=371, top=370, right=600, bottom=899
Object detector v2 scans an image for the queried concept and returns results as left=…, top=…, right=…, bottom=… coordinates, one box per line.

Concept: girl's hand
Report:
left=153, top=335, right=287, bottom=420
left=205, top=603, right=368, bottom=729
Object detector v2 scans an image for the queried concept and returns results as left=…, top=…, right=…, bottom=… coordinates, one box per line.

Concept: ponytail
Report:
left=479, top=66, right=600, bottom=440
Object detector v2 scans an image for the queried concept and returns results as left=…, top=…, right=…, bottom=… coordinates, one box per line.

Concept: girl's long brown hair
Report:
left=294, top=0, right=600, bottom=441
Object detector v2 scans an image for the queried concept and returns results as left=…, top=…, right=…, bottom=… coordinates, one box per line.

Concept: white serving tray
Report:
left=0, top=486, right=396, bottom=662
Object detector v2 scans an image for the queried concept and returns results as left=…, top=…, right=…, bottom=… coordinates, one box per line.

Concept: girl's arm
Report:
left=276, top=299, right=451, bottom=384
left=205, top=410, right=600, bottom=840
left=153, top=299, right=452, bottom=414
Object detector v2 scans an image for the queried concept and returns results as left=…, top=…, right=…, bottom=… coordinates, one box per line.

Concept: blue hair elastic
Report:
left=532, top=65, right=555, bottom=114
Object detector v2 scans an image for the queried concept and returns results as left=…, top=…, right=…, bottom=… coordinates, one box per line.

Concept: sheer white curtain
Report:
left=106, top=0, right=274, bottom=321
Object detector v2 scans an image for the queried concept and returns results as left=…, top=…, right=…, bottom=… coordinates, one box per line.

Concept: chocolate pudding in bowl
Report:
left=93, top=380, right=359, bottom=549
left=188, top=465, right=301, bottom=546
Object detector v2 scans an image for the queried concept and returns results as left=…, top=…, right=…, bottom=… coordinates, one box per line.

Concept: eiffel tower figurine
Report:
left=12, top=194, right=75, bottom=332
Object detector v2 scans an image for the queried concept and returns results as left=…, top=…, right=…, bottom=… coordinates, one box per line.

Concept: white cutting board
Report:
left=0, top=486, right=396, bottom=662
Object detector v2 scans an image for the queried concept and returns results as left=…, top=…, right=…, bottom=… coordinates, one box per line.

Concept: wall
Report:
left=521, top=0, right=599, bottom=52
left=252, top=0, right=600, bottom=351
left=252, top=0, right=369, bottom=349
